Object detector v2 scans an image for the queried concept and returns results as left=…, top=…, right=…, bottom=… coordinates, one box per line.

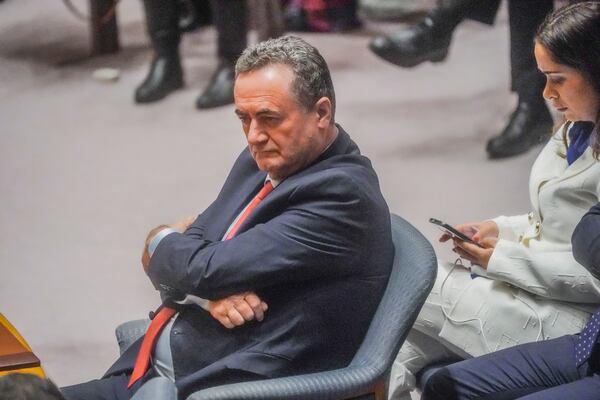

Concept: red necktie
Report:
left=128, top=181, right=274, bottom=388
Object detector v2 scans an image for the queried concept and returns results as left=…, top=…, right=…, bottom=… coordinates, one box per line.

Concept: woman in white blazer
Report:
left=389, top=3, right=600, bottom=399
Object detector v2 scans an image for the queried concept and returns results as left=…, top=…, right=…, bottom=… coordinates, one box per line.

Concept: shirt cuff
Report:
left=148, top=228, right=177, bottom=257
left=175, top=294, right=210, bottom=311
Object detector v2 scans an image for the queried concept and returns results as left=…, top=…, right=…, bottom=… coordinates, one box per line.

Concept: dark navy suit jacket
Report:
left=105, top=126, right=394, bottom=398
left=573, top=202, right=600, bottom=279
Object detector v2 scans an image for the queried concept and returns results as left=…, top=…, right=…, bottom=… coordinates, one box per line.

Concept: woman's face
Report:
left=534, top=42, right=599, bottom=122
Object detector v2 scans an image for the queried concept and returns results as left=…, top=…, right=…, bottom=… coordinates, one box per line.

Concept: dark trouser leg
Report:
left=368, top=0, right=499, bottom=68
left=195, top=0, right=247, bottom=109
left=213, top=0, right=247, bottom=64
left=441, top=0, right=500, bottom=26
left=134, top=0, right=184, bottom=104
left=517, top=376, right=600, bottom=400
left=485, top=0, right=554, bottom=158
left=422, top=335, right=590, bottom=400
left=508, top=0, right=553, bottom=103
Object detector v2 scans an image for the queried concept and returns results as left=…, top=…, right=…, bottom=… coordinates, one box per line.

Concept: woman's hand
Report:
left=439, top=220, right=499, bottom=243
left=452, top=237, right=498, bottom=269
left=439, top=220, right=499, bottom=268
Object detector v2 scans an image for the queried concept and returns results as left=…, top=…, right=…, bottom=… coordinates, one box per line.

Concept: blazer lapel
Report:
left=529, top=137, right=565, bottom=212
left=537, top=146, right=596, bottom=199
left=554, top=146, right=596, bottom=183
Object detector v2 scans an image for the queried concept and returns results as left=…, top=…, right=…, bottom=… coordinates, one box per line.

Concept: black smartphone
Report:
left=429, top=218, right=482, bottom=247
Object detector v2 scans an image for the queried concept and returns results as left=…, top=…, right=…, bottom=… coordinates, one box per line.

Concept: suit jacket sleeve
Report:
left=484, top=238, right=600, bottom=303
left=572, top=202, right=600, bottom=280
left=492, top=214, right=529, bottom=242
left=147, top=171, right=375, bottom=300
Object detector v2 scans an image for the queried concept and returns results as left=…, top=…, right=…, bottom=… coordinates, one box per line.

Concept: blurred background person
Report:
left=283, top=0, right=362, bottom=32
left=369, top=0, right=556, bottom=159
left=0, top=374, right=66, bottom=400
left=134, top=0, right=247, bottom=109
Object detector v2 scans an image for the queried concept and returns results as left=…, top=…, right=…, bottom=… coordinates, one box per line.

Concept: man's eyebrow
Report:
left=541, top=70, right=562, bottom=75
left=235, top=108, right=279, bottom=117
left=256, top=108, right=278, bottom=116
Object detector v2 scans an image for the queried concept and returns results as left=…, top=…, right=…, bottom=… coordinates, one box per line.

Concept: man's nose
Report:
left=246, top=121, right=268, bottom=145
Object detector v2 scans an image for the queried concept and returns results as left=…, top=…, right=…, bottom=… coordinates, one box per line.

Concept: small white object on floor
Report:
left=92, top=68, right=120, bottom=82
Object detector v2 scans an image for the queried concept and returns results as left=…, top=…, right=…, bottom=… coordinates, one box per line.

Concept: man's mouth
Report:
left=554, top=104, right=568, bottom=112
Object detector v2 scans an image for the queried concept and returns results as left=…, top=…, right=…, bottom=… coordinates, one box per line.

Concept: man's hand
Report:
left=141, top=216, right=196, bottom=273
left=208, top=292, right=269, bottom=329
left=169, top=216, right=197, bottom=233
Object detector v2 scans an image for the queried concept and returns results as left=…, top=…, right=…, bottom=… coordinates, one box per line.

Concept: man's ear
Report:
left=314, top=97, right=333, bottom=127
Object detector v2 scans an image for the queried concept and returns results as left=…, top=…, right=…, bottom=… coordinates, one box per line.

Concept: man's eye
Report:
left=262, top=116, right=279, bottom=124
left=550, top=77, right=565, bottom=85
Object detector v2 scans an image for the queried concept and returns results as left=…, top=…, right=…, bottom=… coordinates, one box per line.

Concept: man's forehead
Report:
left=235, top=65, right=294, bottom=94
left=234, top=65, right=298, bottom=112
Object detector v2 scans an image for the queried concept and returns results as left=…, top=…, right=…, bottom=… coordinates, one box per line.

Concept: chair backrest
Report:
left=349, top=214, right=437, bottom=373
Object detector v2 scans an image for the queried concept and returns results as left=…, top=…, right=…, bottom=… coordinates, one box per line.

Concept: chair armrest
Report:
left=186, top=365, right=380, bottom=400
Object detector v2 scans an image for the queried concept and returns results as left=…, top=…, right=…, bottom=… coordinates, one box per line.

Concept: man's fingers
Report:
left=219, top=315, right=235, bottom=329
left=242, top=293, right=267, bottom=321
left=233, top=301, right=257, bottom=322
left=227, top=308, right=246, bottom=326
left=244, top=293, right=262, bottom=309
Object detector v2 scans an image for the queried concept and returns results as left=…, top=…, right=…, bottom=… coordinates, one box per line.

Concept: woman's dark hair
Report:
left=536, top=1, right=600, bottom=156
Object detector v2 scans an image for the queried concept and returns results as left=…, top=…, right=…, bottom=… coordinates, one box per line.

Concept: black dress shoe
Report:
left=195, top=61, right=235, bottom=109
left=369, top=16, right=453, bottom=68
left=486, top=101, right=554, bottom=159
left=135, top=55, right=183, bottom=103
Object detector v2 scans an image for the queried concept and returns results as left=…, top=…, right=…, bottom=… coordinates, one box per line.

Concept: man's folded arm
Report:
left=147, top=178, right=375, bottom=300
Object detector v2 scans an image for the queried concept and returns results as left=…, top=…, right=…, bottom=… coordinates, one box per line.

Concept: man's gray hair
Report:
left=235, top=36, right=336, bottom=117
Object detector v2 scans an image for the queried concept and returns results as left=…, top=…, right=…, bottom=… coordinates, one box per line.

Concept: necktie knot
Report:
left=257, top=181, right=274, bottom=200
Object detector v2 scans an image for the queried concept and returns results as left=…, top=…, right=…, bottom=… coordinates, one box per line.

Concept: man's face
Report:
left=234, top=64, right=331, bottom=181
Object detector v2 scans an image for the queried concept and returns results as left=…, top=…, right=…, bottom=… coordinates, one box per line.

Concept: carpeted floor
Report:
left=0, top=0, right=543, bottom=396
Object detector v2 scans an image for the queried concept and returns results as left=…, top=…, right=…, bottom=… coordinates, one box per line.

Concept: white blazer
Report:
left=437, top=123, right=600, bottom=357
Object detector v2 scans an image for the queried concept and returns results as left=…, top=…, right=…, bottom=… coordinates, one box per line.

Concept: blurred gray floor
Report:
left=1, top=0, right=543, bottom=394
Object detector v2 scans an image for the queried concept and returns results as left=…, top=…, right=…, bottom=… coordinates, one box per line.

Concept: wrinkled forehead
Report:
left=234, top=64, right=302, bottom=110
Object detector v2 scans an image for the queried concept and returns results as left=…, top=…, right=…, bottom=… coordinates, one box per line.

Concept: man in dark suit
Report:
left=62, top=35, right=394, bottom=400
left=421, top=202, right=600, bottom=400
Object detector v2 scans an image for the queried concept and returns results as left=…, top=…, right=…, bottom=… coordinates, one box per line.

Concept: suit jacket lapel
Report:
left=217, top=125, right=355, bottom=238
left=530, top=135, right=596, bottom=213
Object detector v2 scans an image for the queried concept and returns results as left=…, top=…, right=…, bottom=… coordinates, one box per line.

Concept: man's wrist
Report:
left=148, top=228, right=177, bottom=257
